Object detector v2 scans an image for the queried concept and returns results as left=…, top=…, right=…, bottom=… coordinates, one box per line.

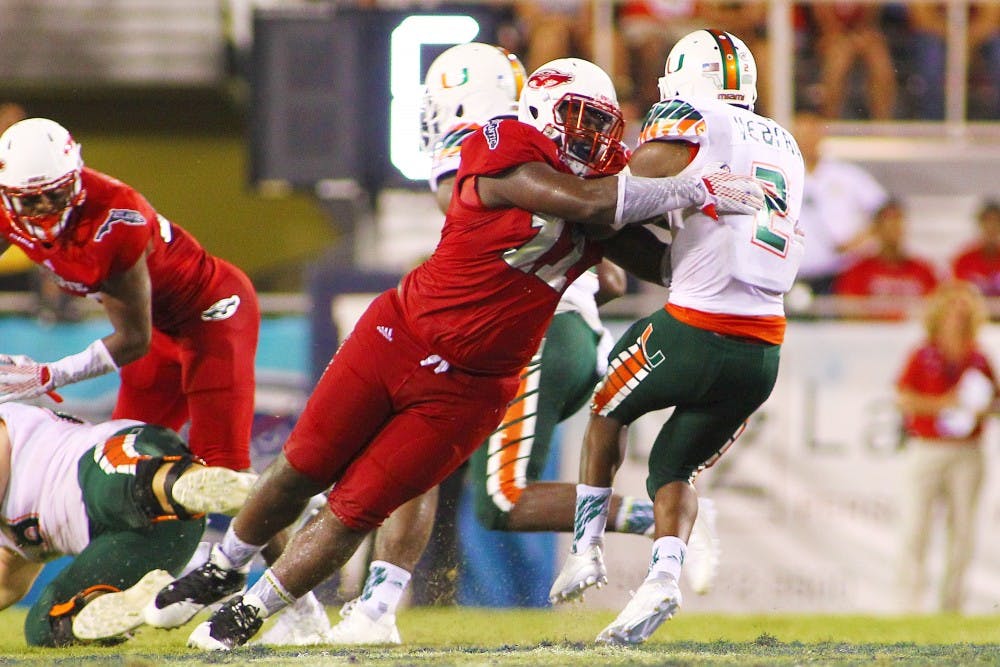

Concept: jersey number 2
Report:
left=751, top=165, right=789, bottom=256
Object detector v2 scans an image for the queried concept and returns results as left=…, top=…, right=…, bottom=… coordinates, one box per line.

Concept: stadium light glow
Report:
left=389, top=16, right=480, bottom=181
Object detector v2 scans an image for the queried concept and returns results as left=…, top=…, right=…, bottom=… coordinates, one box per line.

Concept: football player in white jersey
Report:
left=0, top=402, right=256, bottom=646
left=326, top=44, right=665, bottom=645
left=550, top=29, right=804, bottom=645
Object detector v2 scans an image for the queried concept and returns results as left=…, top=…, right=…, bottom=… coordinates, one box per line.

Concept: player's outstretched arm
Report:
left=476, top=162, right=618, bottom=226
left=477, top=159, right=763, bottom=232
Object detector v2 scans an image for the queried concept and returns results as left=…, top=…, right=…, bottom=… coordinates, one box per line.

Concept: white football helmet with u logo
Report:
left=0, top=118, right=86, bottom=243
left=420, top=42, right=527, bottom=153
left=658, top=29, right=758, bottom=111
left=518, top=57, right=625, bottom=178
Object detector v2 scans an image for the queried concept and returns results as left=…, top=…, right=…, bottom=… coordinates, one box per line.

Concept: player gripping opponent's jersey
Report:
left=158, top=46, right=768, bottom=649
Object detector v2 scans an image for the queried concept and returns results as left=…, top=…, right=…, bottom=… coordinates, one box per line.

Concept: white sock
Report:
left=648, top=536, right=686, bottom=583
left=244, top=568, right=296, bottom=617
left=218, top=527, right=262, bottom=569
left=571, top=484, right=612, bottom=554
left=356, top=560, right=411, bottom=620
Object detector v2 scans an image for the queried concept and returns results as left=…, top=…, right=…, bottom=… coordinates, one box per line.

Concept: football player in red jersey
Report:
left=326, top=45, right=656, bottom=646
left=153, top=57, right=767, bottom=650
left=0, top=118, right=333, bottom=639
left=0, top=118, right=257, bottom=473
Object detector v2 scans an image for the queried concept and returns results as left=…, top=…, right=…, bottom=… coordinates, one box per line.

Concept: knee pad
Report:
left=133, top=455, right=203, bottom=522
left=47, top=585, right=126, bottom=647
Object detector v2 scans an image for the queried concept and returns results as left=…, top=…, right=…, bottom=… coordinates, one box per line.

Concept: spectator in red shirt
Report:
left=951, top=201, right=1000, bottom=296
left=834, top=200, right=939, bottom=317
left=895, top=280, right=997, bottom=612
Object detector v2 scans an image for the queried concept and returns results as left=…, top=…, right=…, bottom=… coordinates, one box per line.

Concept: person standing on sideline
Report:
left=143, top=54, right=766, bottom=650
left=895, top=280, right=997, bottom=613
left=550, top=29, right=804, bottom=645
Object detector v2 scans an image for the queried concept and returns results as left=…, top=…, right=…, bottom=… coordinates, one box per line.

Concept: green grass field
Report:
left=3, top=607, right=1000, bottom=665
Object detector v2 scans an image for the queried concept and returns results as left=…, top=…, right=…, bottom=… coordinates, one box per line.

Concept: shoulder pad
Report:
left=433, top=123, right=481, bottom=164
left=639, top=99, right=706, bottom=145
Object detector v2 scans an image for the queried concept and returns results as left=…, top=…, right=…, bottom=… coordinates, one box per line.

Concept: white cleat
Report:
left=548, top=544, right=608, bottom=604
left=327, top=598, right=401, bottom=645
left=256, top=592, right=332, bottom=646
left=72, top=569, right=174, bottom=641
left=596, top=573, right=681, bottom=645
left=171, top=467, right=258, bottom=517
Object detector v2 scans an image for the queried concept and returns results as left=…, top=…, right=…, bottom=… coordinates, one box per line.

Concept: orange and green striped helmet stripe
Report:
left=706, top=28, right=740, bottom=90
left=499, top=46, right=527, bottom=98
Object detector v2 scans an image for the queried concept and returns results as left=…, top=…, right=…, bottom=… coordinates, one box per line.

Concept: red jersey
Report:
left=897, top=343, right=996, bottom=439
left=0, top=168, right=218, bottom=334
left=397, top=119, right=603, bottom=375
left=952, top=244, right=1000, bottom=296
left=833, top=255, right=939, bottom=297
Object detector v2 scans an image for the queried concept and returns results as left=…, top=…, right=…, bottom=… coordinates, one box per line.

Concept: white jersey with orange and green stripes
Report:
left=639, top=96, right=804, bottom=343
left=0, top=403, right=142, bottom=561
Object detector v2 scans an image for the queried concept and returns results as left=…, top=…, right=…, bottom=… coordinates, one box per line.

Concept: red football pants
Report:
left=284, top=290, right=520, bottom=530
left=112, top=263, right=260, bottom=471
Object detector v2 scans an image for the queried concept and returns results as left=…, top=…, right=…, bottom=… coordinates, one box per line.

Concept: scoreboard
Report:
left=249, top=4, right=502, bottom=194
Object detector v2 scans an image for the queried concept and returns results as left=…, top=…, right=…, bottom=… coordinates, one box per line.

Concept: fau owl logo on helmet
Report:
left=527, top=70, right=575, bottom=90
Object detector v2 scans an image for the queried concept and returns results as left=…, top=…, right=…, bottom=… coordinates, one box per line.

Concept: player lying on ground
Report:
left=0, top=402, right=256, bottom=647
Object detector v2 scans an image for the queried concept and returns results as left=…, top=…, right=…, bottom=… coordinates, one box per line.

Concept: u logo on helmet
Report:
left=439, top=67, right=469, bottom=89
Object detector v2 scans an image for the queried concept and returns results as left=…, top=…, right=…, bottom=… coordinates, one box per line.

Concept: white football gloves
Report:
left=613, top=164, right=767, bottom=230
left=699, top=167, right=767, bottom=220
left=0, top=355, right=60, bottom=402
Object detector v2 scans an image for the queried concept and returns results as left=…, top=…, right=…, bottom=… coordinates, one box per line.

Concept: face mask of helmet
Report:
left=1, top=173, right=84, bottom=243
left=552, top=93, right=624, bottom=177
left=0, top=118, right=86, bottom=244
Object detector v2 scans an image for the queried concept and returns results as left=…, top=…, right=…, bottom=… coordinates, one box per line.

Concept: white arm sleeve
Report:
left=613, top=173, right=706, bottom=230
left=48, top=340, right=118, bottom=388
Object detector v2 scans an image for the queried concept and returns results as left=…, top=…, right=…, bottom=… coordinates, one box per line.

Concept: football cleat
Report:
left=144, top=544, right=247, bottom=628
left=327, top=598, right=401, bottom=645
left=187, top=595, right=264, bottom=651
left=596, top=572, right=681, bottom=645
left=549, top=544, right=608, bottom=604
left=71, top=569, right=174, bottom=641
left=686, top=496, right=722, bottom=595
left=171, top=467, right=258, bottom=517
left=256, top=592, right=331, bottom=646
